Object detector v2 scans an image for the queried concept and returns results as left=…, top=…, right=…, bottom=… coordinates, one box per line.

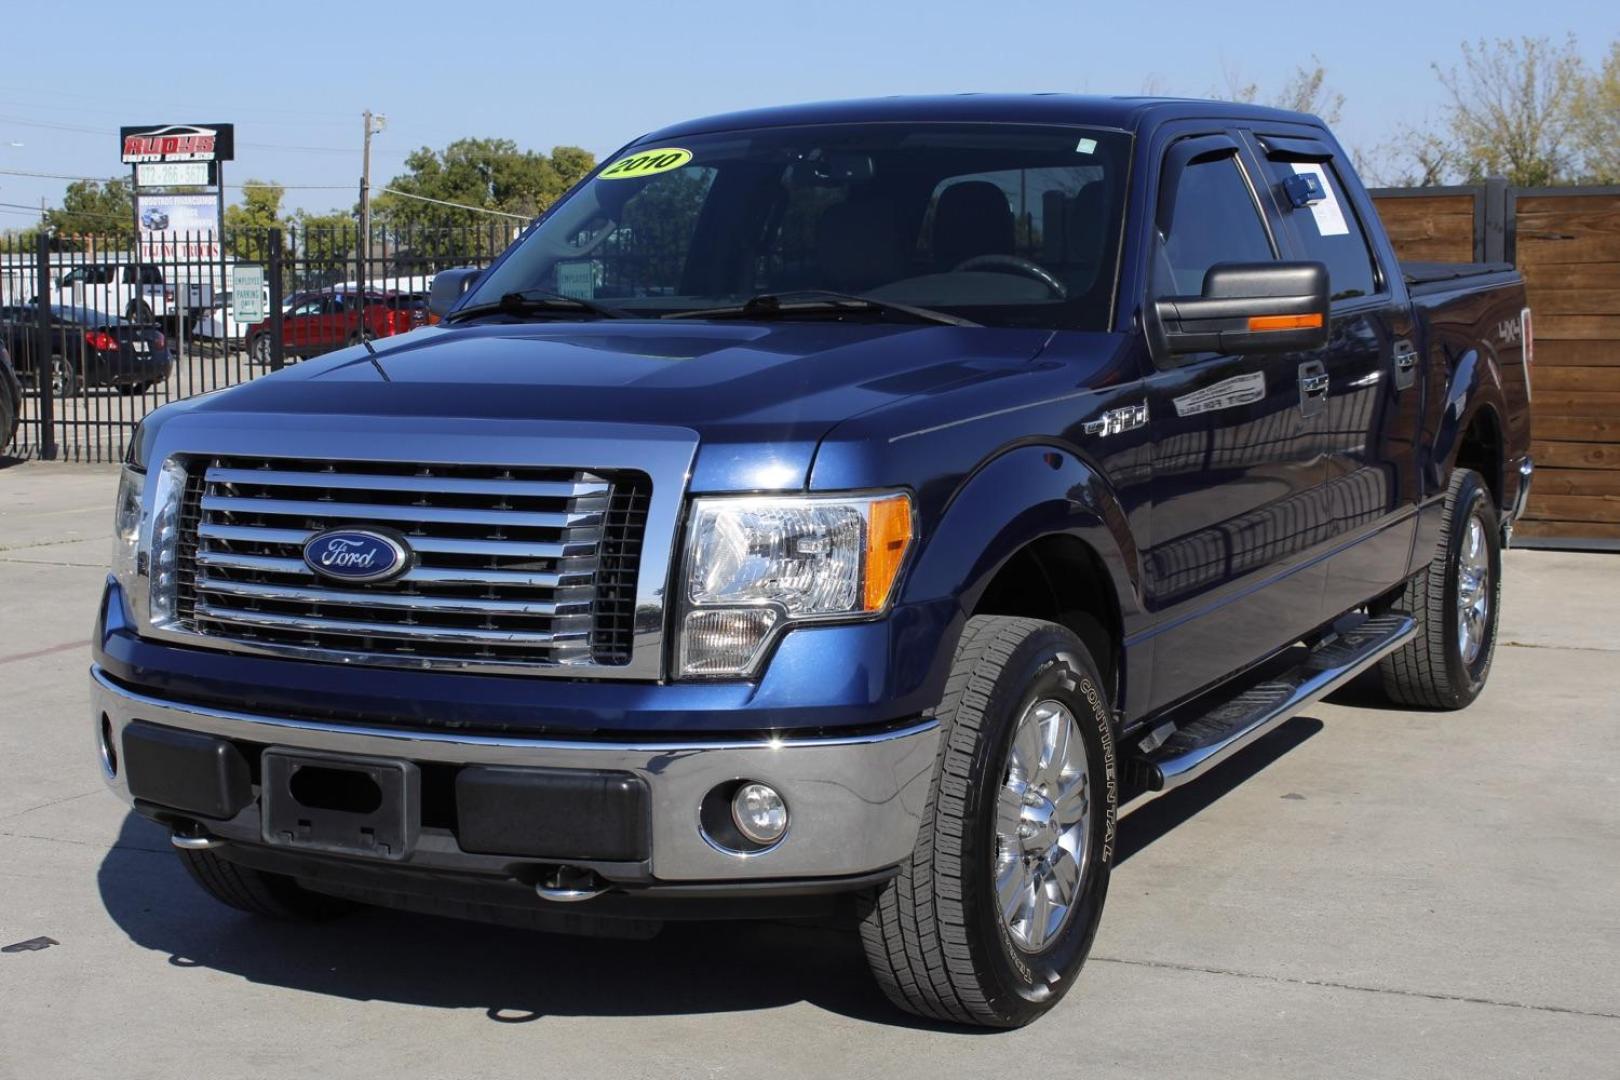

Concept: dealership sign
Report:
left=137, top=193, right=221, bottom=261
left=120, top=123, right=235, bottom=164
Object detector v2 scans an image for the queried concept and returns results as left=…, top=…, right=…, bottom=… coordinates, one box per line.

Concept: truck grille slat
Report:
left=199, top=494, right=604, bottom=530
left=173, top=456, right=649, bottom=674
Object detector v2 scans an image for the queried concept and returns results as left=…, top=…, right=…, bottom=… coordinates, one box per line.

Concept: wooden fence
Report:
left=1371, top=183, right=1620, bottom=547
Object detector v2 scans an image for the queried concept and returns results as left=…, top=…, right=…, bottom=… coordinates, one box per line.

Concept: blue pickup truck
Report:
left=95, top=95, right=1531, bottom=1028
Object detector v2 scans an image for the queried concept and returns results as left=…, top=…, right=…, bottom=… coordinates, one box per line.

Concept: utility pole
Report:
left=359, top=110, right=386, bottom=289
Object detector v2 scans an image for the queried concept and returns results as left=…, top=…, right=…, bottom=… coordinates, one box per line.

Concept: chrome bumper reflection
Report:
left=91, top=666, right=938, bottom=882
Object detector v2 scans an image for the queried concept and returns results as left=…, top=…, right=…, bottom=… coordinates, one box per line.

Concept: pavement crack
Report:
left=0, top=789, right=103, bottom=822
left=1500, top=640, right=1620, bottom=655
left=1090, top=955, right=1620, bottom=1020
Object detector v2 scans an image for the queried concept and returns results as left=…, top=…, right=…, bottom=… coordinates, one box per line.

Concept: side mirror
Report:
left=428, top=268, right=482, bottom=319
left=1155, top=262, right=1329, bottom=356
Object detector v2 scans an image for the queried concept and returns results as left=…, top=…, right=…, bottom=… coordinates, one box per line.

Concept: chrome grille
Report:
left=173, top=456, right=650, bottom=673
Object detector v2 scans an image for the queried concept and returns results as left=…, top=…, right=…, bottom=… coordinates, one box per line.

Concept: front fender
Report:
left=906, top=442, right=1139, bottom=614
left=897, top=443, right=1142, bottom=707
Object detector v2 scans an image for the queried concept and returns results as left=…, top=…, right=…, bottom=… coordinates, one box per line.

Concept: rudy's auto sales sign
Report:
left=120, top=123, right=235, bottom=164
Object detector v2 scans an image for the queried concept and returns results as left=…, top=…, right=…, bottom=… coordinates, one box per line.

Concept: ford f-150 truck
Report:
left=93, top=96, right=1531, bottom=1028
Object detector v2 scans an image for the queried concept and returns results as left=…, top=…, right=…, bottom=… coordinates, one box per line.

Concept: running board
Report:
left=1132, top=613, right=1417, bottom=793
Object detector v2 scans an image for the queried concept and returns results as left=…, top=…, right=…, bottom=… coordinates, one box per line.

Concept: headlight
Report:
left=678, top=492, right=913, bottom=677
left=110, top=465, right=145, bottom=601
left=110, top=457, right=187, bottom=627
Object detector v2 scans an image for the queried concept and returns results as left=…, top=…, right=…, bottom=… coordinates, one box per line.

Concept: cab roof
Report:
left=639, top=94, right=1322, bottom=143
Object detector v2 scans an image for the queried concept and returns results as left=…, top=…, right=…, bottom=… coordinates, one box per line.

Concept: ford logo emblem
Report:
left=303, top=528, right=411, bottom=584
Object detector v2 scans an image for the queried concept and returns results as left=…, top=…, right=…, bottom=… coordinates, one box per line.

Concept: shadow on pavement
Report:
left=1115, top=715, right=1324, bottom=865
left=98, top=716, right=1324, bottom=1027
left=97, top=812, right=921, bottom=1029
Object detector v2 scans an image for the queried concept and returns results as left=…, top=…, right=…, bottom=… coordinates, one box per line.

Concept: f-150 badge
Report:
left=1083, top=402, right=1148, bottom=437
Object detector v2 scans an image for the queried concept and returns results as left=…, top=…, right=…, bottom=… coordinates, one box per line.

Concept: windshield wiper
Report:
left=667, top=290, right=976, bottom=327
left=446, top=289, right=627, bottom=323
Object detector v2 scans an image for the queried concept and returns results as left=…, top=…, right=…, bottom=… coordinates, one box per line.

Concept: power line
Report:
left=378, top=187, right=532, bottom=220
left=0, top=168, right=351, bottom=191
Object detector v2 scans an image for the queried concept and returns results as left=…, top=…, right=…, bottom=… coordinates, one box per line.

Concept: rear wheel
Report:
left=859, top=616, right=1116, bottom=1028
left=126, top=300, right=154, bottom=323
left=49, top=354, right=81, bottom=397
left=178, top=848, right=356, bottom=921
left=250, top=334, right=272, bottom=365
left=1379, top=468, right=1501, bottom=709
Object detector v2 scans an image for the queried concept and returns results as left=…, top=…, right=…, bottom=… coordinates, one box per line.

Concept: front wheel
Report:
left=859, top=616, right=1116, bottom=1028
left=1379, top=468, right=1502, bottom=709
left=178, top=848, right=356, bottom=921
left=250, top=334, right=272, bottom=366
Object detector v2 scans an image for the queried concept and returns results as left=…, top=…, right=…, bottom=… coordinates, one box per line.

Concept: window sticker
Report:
left=1173, top=371, right=1267, bottom=417
left=1290, top=163, right=1349, bottom=237
left=555, top=261, right=596, bottom=299
left=1075, top=137, right=1098, bottom=155
left=598, top=147, right=693, bottom=180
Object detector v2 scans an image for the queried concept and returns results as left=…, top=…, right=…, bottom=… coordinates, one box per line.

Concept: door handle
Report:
left=1298, top=361, right=1329, bottom=418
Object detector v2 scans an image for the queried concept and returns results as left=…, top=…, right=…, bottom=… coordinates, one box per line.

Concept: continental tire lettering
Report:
left=598, top=147, right=693, bottom=180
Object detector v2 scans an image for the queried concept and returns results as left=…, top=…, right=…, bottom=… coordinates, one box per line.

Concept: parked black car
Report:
left=0, top=340, right=20, bottom=451
left=0, top=303, right=172, bottom=396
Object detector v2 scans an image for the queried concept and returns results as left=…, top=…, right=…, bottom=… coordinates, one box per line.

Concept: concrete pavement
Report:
left=1, top=460, right=1616, bottom=1079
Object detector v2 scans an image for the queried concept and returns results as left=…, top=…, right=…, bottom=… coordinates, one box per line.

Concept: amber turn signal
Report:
left=1248, top=313, right=1324, bottom=332
left=863, top=494, right=913, bottom=611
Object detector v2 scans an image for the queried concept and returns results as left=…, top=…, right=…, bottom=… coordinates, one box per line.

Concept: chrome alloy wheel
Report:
left=1457, top=512, right=1492, bottom=666
left=994, top=698, right=1091, bottom=953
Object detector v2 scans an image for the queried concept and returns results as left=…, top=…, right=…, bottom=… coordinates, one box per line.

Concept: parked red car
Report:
left=247, top=290, right=428, bottom=365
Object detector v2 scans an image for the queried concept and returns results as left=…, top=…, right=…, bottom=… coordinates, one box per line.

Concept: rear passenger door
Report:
left=1249, top=134, right=1421, bottom=610
left=1140, top=133, right=1332, bottom=712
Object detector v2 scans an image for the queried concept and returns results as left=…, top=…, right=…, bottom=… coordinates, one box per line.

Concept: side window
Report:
left=290, top=299, right=324, bottom=318
left=1156, top=155, right=1274, bottom=297
left=136, top=265, right=163, bottom=285
left=1264, top=158, right=1378, bottom=301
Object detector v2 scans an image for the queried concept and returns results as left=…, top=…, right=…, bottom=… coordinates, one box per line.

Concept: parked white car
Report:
left=192, top=286, right=272, bottom=341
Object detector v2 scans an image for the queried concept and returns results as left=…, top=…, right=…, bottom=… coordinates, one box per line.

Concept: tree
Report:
left=44, top=178, right=134, bottom=241
left=1573, top=41, right=1620, bottom=183
left=1216, top=57, right=1343, bottom=123
left=224, top=181, right=285, bottom=234
left=224, top=180, right=286, bottom=261
left=373, top=138, right=594, bottom=258
left=1434, top=36, right=1585, bottom=186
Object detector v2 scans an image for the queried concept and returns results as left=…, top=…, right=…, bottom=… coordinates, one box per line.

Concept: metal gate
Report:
left=1, top=222, right=513, bottom=463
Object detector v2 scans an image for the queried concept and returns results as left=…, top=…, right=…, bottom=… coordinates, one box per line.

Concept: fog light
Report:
left=731, top=782, right=788, bottom=845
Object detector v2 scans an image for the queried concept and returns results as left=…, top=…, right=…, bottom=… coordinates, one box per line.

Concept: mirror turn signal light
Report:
left=1248, top=313, right=1324, bottom=333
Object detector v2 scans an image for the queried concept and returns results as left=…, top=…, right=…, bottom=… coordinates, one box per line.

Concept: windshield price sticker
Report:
left=598, top=147, right=693, bottom=180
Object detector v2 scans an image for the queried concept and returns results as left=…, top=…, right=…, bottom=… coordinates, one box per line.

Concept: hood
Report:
left=183, top=320, right=1054, bottom=490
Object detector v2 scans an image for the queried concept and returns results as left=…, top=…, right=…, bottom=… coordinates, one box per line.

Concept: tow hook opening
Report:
left=533, top=865, right=609, bottom=903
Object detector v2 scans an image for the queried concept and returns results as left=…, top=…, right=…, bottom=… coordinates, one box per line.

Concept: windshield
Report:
left=463, top=123, right=1131, bottom=330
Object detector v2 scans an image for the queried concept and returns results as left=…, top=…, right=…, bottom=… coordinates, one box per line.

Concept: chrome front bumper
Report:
left=92, top=666, right=939, bottom=883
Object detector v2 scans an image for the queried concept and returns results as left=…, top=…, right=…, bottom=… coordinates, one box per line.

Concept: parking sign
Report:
left=232, top=265, right=266, bottom=323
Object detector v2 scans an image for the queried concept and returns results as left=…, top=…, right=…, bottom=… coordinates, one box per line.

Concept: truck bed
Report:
left=1402, top=261, right=1519, bottom=296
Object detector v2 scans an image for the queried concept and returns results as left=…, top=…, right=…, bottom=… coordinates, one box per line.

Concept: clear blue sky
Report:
left=0, top=0, right=1613, bottom=224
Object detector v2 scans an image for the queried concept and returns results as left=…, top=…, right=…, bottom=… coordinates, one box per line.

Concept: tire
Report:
left=49, top=354, right=81, bottom=397
left=1379, top=468, right=1502, bottom=709
left=126, top=300, right=154, bottom=323
left=0, top=380, right=16, bottom=451
left=859, top=616, right=1117, bottom=1028
left=118, top=380, right=157, bottom=396
left=250, top=334, right=272, bottom=366
left=177, top=848, right=356, bottom=921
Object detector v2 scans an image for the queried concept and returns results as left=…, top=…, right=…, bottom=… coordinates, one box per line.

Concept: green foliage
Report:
left=43, top=178, right=134, bottom=241
left=1573, top=42, right=1620, bottom=183
left=1434, top=36, right=1586, bottom=187
left=378, top=137, right=596, bottom=226
left=224, top=181, right=287, bottom=262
